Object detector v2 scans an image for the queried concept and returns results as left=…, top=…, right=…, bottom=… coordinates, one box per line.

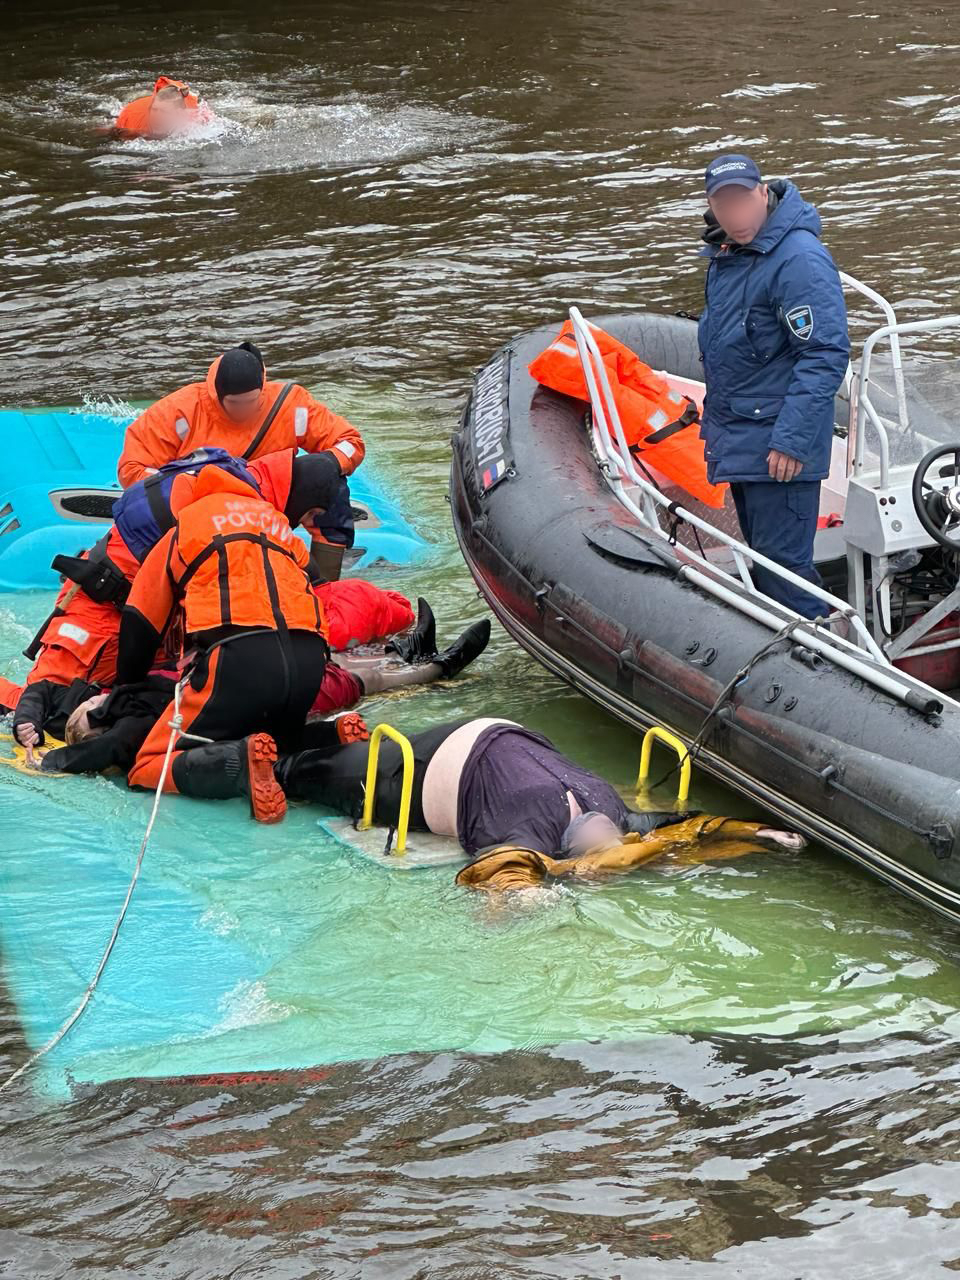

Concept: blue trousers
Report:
left=730, top=481, right=824, bottom=620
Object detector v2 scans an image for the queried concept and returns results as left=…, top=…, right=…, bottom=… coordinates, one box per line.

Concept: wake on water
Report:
left=92, top=89, right=500, bottom=174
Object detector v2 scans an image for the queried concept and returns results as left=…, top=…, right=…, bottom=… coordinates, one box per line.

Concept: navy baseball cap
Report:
left=705, top=154, right=762, bottom=196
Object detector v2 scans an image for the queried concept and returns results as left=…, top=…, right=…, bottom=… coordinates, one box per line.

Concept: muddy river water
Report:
left=1, top=2, right=960, bottom=1275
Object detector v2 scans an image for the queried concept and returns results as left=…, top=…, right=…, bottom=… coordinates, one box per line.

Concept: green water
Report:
left=2, top=385, right=957, bottom=1095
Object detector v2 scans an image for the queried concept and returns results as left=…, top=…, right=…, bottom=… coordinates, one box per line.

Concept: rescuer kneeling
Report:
left=117, top=460, right=344, bottom=821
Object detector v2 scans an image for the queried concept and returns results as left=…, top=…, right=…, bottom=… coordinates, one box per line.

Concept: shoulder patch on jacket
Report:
left=785, top=305, right=814, bottom=341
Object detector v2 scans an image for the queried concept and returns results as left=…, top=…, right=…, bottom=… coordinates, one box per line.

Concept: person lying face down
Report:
left=274, top=717, right=805, bottom=885
left=111, top=77, right=212, bottom=139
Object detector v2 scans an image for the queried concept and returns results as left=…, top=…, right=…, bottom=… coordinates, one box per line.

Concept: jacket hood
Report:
left=248, top=449, right=294, bottom=512
left=153, top=77, right=200, bottom=110
left=191, top=464, right=263, bottom=503
left=700, top=180, right=821, bottom=255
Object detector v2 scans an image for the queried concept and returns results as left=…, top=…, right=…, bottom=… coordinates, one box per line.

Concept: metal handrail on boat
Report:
left=853, top=315, right=960, bottom=487
left=838, top=270, right=910, bottom=444
left=568, top=306, right=943, bottom=716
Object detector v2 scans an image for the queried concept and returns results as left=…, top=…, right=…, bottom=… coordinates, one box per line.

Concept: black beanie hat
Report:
left=214, top=341, right=265, bottom=402
left=285, top=452, right=343, bottom=527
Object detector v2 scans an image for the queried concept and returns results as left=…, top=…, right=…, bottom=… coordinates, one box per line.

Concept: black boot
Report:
left=435, top=619, right=491, bottom=678
left=385, top=597, right=436, bottom=664
left=173, top=741, right=248, bottom=799
left=173, top=734, right=286, bottom=822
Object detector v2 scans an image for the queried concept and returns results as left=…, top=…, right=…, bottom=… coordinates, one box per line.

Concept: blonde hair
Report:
left=64, top=704, right=102, bottom=745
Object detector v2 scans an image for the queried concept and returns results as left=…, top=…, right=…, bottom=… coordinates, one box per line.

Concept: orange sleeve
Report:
left=290, top=532, right=311, bottom=570
left=125, top=530, right=179, bottom=634
left=302, top=395, right=365, bottom=476
left=118, top=530, right=181, bottom=684
left=118, top=394, right=187, bottom=488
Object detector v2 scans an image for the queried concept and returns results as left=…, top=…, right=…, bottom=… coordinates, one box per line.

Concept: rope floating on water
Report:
left=0, top=677, right=200, bottom=1094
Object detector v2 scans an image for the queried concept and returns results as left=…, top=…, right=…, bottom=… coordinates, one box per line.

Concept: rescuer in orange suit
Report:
left=117, top=461, right=347, bottom=821
left=110, top=76, right=213, bottom=140
left=116, top=341, right=365, bottom=491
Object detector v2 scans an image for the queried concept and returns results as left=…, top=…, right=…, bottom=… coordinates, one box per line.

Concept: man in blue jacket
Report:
left=697, top=154, right=850, bottom=618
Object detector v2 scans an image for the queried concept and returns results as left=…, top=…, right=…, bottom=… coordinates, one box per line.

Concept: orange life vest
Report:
left=114, top=77, right=203, bottom=136
left=172, top=468, right=323, bottom=636
left=528, top=320, right=726, bottom=509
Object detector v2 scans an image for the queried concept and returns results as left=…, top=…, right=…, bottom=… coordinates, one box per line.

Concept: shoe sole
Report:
left=337, top=712, right=370, bottom=744
left=247, top=733, right=287, bottom=824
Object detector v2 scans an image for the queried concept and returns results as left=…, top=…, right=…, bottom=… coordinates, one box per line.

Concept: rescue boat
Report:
left=451, top=286, right=960, bottom=924
left=0, top=407, right=428, bottom=591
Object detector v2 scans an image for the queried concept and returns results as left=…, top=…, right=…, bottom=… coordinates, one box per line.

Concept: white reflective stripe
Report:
left=647, top=408, right=669, bottom=431
left=294, top=406, right=308, bottom=439
left=668, top=390, right=684, bottom=405
left=175, top=417, right=189, bottom=440
left=335, top=440, right=356, bottom=459
left=58, top=622, right=90, bottom=645
left=551, top=344, right=580, bottom=359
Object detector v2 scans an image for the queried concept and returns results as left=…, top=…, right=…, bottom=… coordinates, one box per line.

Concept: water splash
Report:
left=71, top=393, right=137, bottom=420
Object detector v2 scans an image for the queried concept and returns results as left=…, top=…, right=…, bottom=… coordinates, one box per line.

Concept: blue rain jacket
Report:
left=697, top=180, right=849, bottom=484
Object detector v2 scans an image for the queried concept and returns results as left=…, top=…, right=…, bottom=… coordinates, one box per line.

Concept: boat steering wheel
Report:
left=912, top=444, right=960, bottom=550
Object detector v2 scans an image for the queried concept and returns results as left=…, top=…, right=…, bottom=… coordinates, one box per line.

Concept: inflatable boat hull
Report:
left=451, top=313, right=960, bottom=925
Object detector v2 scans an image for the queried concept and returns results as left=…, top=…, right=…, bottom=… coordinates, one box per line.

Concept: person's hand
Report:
left=14, top=721, right=39, bottom=748
left=767, top=449, right=804, bottom=482
left=24, top=744, right=46, bottom=770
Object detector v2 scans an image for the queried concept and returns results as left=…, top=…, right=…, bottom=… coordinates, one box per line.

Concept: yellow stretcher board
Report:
left=0, top=732, right=67, bottom=776
left=318, top=816, right=466, bottom=870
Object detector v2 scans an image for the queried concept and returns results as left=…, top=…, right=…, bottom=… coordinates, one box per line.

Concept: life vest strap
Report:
left=176, top=529, right=303, bottom=594
left=241, top=381, right=296, bottom=460
left=640, top=399, right=700, bottom=445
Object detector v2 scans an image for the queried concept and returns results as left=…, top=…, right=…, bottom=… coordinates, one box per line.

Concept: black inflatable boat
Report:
left=451, top=305, right=960, bottom=924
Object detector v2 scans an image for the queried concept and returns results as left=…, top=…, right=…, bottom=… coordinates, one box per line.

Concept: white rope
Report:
left=0, top=676, right=199, bottom=1094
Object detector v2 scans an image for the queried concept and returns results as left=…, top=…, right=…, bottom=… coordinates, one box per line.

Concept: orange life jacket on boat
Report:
left=113, top=77, right=203, bottom=136
left=528, top=320, right=726, bottom=509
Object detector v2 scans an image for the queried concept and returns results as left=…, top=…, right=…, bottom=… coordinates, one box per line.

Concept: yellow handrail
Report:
left=358, top=723, right=414, bottom=855
left=636, top=725, right=691, bottom=808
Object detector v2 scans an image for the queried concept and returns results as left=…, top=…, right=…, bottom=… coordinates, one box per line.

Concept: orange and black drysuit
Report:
left=119, top=466, right=334, bottom=796
left=117, top=345, right=365, bottom=488
left=11, top=528, right=142, bottom=745
left=13, top=450, right=411, bottom=745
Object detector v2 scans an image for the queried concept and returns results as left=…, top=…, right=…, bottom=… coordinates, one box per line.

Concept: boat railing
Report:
left=838, top=270, right=909, bottom=454
left=853, top=314, right=960, bottom=487
left=566, top=306, right=948, bottom=713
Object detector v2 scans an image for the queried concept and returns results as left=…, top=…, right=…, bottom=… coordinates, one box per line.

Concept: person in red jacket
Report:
left=117, top=342, right=365, bottom=489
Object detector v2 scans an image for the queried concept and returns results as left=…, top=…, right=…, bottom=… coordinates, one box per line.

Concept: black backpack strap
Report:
left=143, top=472, right=177, bottom=538
left=241, top=381, right=296, bottom=460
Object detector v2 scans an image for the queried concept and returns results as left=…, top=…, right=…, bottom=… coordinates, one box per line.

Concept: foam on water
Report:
left=93, top=89, right=501, bottom=175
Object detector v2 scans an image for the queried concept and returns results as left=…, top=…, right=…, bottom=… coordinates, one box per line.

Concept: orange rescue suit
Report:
left=125, top=467, right=324, bottom=643
left=528, top=320, right=726, bottom=509
left=113, top=77, right=203, bottom=136
left=117, top=356, right=365, bottom=488
left=25, top=528, right=141, bottom=691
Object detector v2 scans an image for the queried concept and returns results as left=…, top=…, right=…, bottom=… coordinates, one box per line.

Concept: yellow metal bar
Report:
left=358, top=723, right=414, bottom=855
left=636, top=725, right=691, bottom=807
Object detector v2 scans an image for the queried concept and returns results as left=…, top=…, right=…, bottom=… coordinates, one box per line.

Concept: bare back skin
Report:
left=421, top=718, right=517, bottom=836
